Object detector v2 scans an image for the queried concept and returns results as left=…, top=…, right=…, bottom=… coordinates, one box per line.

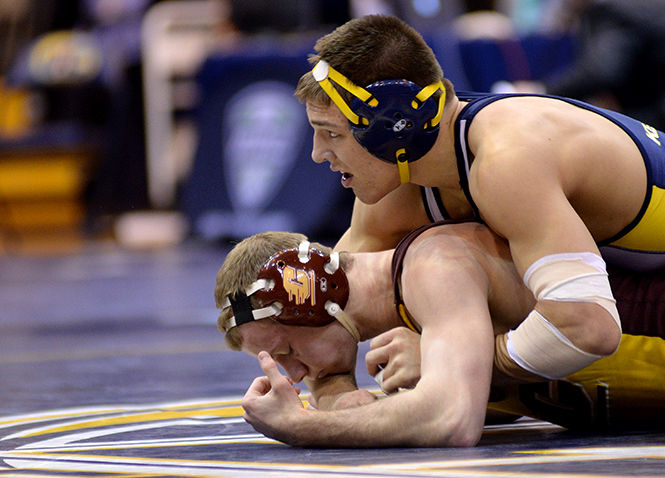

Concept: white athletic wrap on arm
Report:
left=505, top=252, right=621, bottom=379
left=524, top=252, right=620, bottom=328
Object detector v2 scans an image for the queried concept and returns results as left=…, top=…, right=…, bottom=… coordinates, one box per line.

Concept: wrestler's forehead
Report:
left=306, top=101, right=347, bottom=127
left=237, top=320, right=281, bottom=352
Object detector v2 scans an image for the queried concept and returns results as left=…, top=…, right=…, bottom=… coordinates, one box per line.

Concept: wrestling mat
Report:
left=1, top=243, right=664, bottom=477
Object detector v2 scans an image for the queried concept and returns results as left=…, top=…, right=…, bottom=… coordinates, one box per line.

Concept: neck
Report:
left=344, top=250, right=402, bottom=341
left=408, top=96, right=465, bottom=188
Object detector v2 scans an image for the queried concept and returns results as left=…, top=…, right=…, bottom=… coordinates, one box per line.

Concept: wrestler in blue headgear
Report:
left=311, top=60, right=446, bottom=184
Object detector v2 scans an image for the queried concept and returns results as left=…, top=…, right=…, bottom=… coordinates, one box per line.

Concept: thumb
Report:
left=257, top=351, right=284, bottom=382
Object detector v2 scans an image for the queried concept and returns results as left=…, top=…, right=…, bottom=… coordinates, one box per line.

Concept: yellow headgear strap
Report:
left=413, top=80, right=446, bottom=128
left=396, top=148, right=410, bottom=184
left=312, top=60, right=376, bottom=125
left=312, top=60, right=445, bottom=129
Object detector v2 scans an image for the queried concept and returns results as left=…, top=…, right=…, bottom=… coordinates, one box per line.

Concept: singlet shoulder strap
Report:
left=453, top=92, right=512, bottom=220
left=419, top=186, right=449, bottom=222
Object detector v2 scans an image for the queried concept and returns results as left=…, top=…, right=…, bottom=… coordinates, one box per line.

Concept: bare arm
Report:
left=335, top=184, right=430, bottom=252
left=469, top=124, right=622, bottom=381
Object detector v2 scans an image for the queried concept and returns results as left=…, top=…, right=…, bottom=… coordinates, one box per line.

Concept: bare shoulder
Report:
left=465, top=95, right=646, bottom=250
left=400, top=222, right=497, bottom=332
left=469, top=95, right=641, bottom=161
left=400, top=221, right=530, bottom=332
left=339, top=184, right=431, bottom=252
left=407, top=221, right=503, bottom=263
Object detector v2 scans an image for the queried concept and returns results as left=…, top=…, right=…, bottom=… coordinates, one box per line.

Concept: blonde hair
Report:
left=214, top=231, right=333, bottom=350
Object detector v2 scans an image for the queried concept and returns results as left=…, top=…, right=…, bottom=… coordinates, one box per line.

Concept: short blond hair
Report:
left=215, top=231, right=333, bottom=350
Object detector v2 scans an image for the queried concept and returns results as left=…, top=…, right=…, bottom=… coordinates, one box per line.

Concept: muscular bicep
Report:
left=470, top=150, right=600, bottom=274
left=470, top=149, right=620, bottom=363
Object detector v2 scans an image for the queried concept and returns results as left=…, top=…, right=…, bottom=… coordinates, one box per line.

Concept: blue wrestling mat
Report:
left=1, top=243, right=664, bottom=476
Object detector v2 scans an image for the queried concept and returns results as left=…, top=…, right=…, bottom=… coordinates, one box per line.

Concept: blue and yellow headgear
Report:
left=312, top=60, right=445, bottom=183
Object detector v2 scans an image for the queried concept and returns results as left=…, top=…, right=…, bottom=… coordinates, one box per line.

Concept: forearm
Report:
left=494, top=301, right=621, bottom=384
left=334, top=226, right=398, bottom=253
left=494, top=250, right=621, bottom=383
left=243, top=358, right=485, bottom=448
left=333, top=228, right=354, bottom=252
left=269, top=388, right=480, bottom=448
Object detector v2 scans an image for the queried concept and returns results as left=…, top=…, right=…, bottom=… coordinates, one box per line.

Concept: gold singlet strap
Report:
left=398, top=303, right=420, bottom=333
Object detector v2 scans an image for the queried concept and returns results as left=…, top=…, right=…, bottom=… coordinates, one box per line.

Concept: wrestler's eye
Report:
left=276, top=346, right=294, bottom=358
left=328, top=130, right=339, bottom=138
left=277, top=261, right=285, bottom=269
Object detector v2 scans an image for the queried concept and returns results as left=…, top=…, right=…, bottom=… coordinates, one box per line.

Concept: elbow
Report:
left=426, top=409, right=483, bottom=448
left=537, top=300, right=621, bottom=357
left=588, top=326, right=621, bottom=357
left=447, top=430, right=481, bottom=448
left=577, top=306, right=622, bottom=357
left=441, top=419, right=483, bottom=448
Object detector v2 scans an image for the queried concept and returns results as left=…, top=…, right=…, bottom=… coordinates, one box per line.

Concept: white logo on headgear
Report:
left=393, top=118, right=408, bottom=132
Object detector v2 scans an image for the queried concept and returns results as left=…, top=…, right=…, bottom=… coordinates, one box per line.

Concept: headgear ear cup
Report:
left=220, top=241, right=360, bottom=341
left=254, top=245, right=349, bottom=326
left=349, top=79, right=441, bottom=165
left=311, top=60, right=446, bottom=177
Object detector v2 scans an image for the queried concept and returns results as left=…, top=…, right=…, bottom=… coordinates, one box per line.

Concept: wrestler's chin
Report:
left=352, top=188, right=382, bottom=205
left=352, top=183, right=401, bottom=205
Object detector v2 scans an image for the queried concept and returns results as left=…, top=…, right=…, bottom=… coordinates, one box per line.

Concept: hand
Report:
left=242, top=351, right=305, bottom=443
left=365, top=327, right=421, bottom=393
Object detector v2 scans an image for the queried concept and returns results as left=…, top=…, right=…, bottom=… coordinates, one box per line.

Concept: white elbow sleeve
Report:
left=507, top=309, right=602, bottom=379
left=506, top=252, right=621, bottom=380
left=524, top=252, right=620, bottom=329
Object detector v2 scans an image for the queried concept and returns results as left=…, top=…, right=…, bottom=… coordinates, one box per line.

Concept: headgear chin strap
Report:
left=219, top=241, right=359, bottom=342
left=312, top=60, right=446, bottom=184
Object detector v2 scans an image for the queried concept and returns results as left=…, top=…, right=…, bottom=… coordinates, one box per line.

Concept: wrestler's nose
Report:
left=276, top=356, right=308, bottom=384
left=311, top=133, right=330, bottom=164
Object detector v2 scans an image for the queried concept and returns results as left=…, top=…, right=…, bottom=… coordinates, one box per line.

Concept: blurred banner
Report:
left=182, top=51, right=353, bottom=242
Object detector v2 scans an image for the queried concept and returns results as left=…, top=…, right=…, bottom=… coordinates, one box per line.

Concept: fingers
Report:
left=365, top=327, right=422, bottom=393
left=369, top=327, right=402, bottom=350
left=257, top=351, right=301, bottom=395
left=365, top=347, right=389, bottom=377
left=245, top=375, right=270, bottom=395
left=366, top=327, right=417, bottom=376
left=258, top=351, right=282, bottom=381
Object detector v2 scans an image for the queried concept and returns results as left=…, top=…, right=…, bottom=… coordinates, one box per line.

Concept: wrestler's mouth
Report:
left=341, top=172, right=353, bottom=187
